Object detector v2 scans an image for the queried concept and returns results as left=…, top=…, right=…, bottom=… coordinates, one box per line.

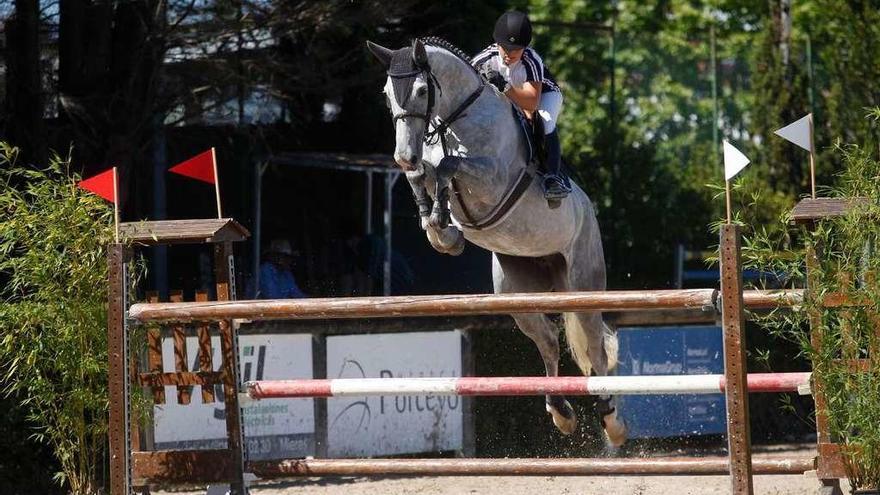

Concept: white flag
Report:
left=774, top=113, right=813, bottom=152
left=723, top=140, right=751, bottom=181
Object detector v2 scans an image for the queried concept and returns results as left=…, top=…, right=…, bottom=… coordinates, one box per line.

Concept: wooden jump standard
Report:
left=117, top=217, right=849, bottom=495
left=123, top=225, right=789, bottom=495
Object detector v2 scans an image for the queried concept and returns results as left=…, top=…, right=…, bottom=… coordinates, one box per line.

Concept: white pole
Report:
left=212, top=147, right=222, bottom=218
left=366, top=171, right=373, bottom=235
left=725, top=179, right=732, bottom=224
left=113, top=166, right=120, bottom=242
left=383, top=173, right=400, bottom=296
left=808, top=114, right=816, bottom=199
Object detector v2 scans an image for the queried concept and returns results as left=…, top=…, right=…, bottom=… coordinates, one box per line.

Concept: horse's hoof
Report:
left=602, top=410, right=628, bottom=447
left=447, top=235, right=465, bottom=256
left=546, top=400, right=577, bottom=435
left=547, top=198, right=562, bottom=209
left=419, top=216, right=430, bottom=231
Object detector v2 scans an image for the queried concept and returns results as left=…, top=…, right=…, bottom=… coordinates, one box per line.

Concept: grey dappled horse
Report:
left=367, top=37, right=626, bottom=447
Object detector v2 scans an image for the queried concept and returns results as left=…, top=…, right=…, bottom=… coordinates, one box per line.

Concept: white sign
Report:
left=153, top=333, right=314, bottom=460
left=326, top=331, right=463, bottom=457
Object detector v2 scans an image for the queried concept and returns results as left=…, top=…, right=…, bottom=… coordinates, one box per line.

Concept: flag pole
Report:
left=212, top=147, right=222, bottom=218
left=112, top=166, right=120, bottom=242
left=725, top=179, right=732, bottom=224
left=808, top=114, right=816, bottom=199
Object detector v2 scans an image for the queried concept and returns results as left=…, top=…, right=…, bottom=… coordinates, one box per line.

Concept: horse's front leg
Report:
left=407, top=166, right=465, bottom=256
left=405, top=169, right=433, bottom=231
left=428, top=156, right=460, bottom=230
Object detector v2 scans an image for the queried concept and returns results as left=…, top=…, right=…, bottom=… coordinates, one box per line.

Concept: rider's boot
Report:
left=542, top=130, right=571, bottom=201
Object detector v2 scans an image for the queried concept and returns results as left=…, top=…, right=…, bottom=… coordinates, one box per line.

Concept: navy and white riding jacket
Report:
left=472, top=44, right=561, bottom=94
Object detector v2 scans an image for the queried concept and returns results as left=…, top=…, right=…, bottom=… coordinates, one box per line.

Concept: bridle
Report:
left=388, top=59, right=484, bottom=157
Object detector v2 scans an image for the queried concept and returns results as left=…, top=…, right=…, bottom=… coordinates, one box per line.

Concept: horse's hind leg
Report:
left=493, top=253, right=577, bottom=435
left=558, top=208, right=628, bottom=447
left=509, top=313, right=577, bottom=434
left=569, top=312, right=627, bottom=447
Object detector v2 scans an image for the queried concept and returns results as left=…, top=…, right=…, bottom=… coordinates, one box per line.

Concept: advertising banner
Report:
left=325, top=331, right=463, bottom=457
left=153, top=333, right=314, bottom=460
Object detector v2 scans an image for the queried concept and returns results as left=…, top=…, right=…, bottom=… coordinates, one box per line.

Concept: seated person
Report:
left=472, top=10, right=571, bottom=200
left=258, top=239, right=306, bottom=299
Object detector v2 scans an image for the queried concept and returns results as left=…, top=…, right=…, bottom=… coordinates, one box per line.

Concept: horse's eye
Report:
left=416, top=86, right=428, bottom=98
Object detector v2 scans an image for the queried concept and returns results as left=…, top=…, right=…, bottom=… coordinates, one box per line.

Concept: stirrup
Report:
left=542, top=175, right=571, bottom=200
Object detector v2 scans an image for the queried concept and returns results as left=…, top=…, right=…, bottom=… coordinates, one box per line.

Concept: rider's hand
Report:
left=484, top=70, right=509, bottom=93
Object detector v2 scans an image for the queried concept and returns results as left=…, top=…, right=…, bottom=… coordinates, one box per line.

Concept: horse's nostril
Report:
left=409, top=155, right=419, bottom=165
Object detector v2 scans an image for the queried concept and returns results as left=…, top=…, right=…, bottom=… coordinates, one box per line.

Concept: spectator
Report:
left=258, top=239, right=306, bottom=299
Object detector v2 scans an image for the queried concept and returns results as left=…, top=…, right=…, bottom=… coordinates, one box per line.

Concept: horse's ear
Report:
left=366, top=40, right=393, bottom=68
left=412, top=38, right=428, bottom=67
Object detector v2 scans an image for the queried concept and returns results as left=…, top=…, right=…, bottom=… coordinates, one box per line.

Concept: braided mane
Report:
left=418, top=36, right=481, bottom=77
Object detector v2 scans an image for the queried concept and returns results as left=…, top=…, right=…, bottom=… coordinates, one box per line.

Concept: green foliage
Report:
left=518, top=0, right=880, bottom=291
left=808, top=1, right=880, bottom=161
left=524, top=0, right=785, bottom=287
left=0, top=143, right=115, bottom=494
left=743, top=139, right=880, bottom=491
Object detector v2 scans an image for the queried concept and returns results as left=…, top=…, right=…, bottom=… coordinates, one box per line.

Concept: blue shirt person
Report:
left=258, top=239, right=306, bottom=299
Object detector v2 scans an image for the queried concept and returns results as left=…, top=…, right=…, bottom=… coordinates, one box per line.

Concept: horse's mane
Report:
left=418, top=36, right=481, bottom=77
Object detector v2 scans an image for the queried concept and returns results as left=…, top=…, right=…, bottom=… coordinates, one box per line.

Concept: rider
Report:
left=472, top=10, right=571, bottom=201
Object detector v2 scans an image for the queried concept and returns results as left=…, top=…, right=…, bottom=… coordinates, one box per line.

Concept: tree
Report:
left=3, top=0, right=47, bottom=166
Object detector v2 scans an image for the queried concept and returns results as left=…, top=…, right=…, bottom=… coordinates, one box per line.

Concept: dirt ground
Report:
left=156, top=445, right=849, bottom=495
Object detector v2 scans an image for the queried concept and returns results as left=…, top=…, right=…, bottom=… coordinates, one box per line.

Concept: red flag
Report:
left=78, top=168, right=116, bottom=203
left=169, top=149, right=216, bottom=184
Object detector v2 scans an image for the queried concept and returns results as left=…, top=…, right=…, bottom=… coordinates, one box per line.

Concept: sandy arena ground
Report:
left=156, top=445, right=848, bottom=495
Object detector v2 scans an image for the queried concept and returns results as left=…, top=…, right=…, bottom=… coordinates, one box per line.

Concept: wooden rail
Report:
left=129, top=289, right=803, bottom=323
left=247, top=456, right=815, bottom=477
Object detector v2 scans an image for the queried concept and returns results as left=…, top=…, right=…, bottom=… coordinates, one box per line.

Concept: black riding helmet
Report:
left=493, top=10, right=532, bottom=50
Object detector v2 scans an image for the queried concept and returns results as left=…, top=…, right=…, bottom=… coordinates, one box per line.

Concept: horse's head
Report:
left=366, top=39, right=436, bottom=171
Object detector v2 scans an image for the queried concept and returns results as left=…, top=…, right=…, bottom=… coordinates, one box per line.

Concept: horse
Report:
left=366, top=37, right=626, bottom=447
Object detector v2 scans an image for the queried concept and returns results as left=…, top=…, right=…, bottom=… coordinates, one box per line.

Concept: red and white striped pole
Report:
left=245, top=372, right=811, bottom=400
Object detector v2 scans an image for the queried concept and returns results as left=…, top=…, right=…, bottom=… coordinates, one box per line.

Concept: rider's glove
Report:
left=484, top=70, right=510, bottom=93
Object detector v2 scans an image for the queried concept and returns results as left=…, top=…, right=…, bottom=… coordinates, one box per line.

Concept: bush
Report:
left=744, top=139, right=880, bottom=492
left=0, top=143, right=115, bottom=494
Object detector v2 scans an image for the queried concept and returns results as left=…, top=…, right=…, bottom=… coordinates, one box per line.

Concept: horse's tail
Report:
left=563, top=313, right=618, bottom=376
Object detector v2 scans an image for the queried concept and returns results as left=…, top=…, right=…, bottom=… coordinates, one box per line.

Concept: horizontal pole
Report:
left=247, top=456, right=815, bottom=477
left=245, top=372, right=811, bottom=400
left=129, top=289, right=802, bottom=323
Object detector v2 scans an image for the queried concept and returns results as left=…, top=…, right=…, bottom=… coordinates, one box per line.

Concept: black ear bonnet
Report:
left=388, top=47, right=423, bottom=107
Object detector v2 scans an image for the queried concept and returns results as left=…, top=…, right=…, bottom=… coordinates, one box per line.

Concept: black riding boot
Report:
left=542, top=129, right=571, bottom=200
